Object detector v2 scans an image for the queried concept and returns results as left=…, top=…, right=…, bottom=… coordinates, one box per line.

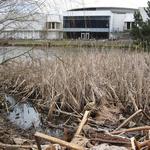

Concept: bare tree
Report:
left=0, top=0, right=46, bottom=64
left=0, top=0, right=46, bottom=34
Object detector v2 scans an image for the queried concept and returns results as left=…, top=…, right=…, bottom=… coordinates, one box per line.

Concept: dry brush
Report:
left=0, top=50, right=150, bottom=119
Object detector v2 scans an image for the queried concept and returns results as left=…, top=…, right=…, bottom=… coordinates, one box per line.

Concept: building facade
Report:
left=63, top=7, right=137, bottom=39
left=0, top=13, right=63, bottom=40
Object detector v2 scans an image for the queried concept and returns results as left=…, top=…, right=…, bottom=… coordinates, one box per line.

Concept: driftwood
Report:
left=111, top=126, right=150, bottom=135
left=83, top=127, right=130, bottom=146
left=115, top=109, right=142, bottom=131
left=70, top=111, right=90, bottom=148
left=0, top=142, right=36, bottom=149
left=34, top=132, right=84, bottom=150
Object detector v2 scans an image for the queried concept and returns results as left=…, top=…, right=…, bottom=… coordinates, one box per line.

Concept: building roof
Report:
left=68, top=7, right=137, bottom=14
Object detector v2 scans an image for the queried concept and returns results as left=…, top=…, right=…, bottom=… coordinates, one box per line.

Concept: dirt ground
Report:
left=0, top=113, right=35, bottom=145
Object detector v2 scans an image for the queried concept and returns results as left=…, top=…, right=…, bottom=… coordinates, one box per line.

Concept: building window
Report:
left=63, top=16, right=110, bottom=28
left=46, top=22, right=51, bottom=29
left=52, top=22, right=55, bottom=29
left=46, top=22, right=56, bottom=29
left=127, top=22, right=131, bottom=30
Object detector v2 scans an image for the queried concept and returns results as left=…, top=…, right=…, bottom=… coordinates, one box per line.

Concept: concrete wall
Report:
left=0, top=30, right=63, bottom=40
left=0, top=13, right=63, bottom=40
left=112, top=13, right=126, bottom=32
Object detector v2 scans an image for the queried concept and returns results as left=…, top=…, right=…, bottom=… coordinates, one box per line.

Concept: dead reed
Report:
left=0, top=49, right=150, bottom=117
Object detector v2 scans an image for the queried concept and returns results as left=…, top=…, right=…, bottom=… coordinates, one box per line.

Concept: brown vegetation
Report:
left=0, top=50, right=150, bottom=119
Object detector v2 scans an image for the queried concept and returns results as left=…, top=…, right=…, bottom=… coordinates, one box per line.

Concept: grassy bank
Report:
left=0, top=39, right=137, bottom=49
left=0, top=49, right=150, bottom=121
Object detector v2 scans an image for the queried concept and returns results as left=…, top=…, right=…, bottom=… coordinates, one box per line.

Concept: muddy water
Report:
left=5, top=95, right=63, bottom=137
left=8, top=103, right=41, bottom=129
left=6, top=95, right=41, bottom=129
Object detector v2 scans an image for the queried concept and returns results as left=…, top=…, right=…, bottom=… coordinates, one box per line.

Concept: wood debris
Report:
left=33, top=110, right=150, bottom=150
left=0, top=108, right=150, bottom=150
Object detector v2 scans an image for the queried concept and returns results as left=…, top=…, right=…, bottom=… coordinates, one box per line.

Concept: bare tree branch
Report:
left=0, top=47, right=34, bottom=65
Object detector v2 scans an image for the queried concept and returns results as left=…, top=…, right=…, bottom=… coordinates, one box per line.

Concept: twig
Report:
left=4, top=101, right=9, bottom=113
left=47, top=93, right=62, bottom=120
left=55, top=108, right=99, bottom=125
left=75, top=111, right=90, bottom=136
left=0, top=142, right=37, bottom=149
left=55, top=109, right=81, bottom=118
left=47, top=122, right=76, bottom=131
left=0, top=47, right=34, bottom=65
left=90, top=138, right=131, bottom=146
left=142, top=110, right=150, bottom=121
left=34, top=132, right=84, bottom=150
left=114, top=109, right=142, bottom=131
left=111, top=126, right=150, bottom=135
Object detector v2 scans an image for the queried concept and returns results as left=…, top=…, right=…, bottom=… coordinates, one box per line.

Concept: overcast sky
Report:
left=43, top=0, right=149, bottom=14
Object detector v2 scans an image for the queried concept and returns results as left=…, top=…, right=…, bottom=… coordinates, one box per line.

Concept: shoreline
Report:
left=0, top=39, right=134, bottom=49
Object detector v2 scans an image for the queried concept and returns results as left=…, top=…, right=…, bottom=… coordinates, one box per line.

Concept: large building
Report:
left=63, top=7, right=137, bottom=39
left=0, top=7, right=148, bottom=40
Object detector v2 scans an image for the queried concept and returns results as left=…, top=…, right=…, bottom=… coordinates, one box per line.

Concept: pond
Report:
left=0, top=46, right=102, bottom=63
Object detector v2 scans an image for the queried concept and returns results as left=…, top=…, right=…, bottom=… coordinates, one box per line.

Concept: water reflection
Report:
left=8, top=102, right=41, bottom=130
left=6, top=95, right=41, bottom=130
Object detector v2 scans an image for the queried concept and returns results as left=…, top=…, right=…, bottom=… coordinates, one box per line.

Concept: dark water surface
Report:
left=0, top=46, right=100, bottom=63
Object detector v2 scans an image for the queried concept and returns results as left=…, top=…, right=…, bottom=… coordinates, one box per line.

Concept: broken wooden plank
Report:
left=111, top=126, right=150, bottom=135
left=75, top=111, right=90, bottom=136
left=35, top=132, right=84, bottom=150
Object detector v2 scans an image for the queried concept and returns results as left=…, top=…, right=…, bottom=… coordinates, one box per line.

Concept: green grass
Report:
left=0, top=39, right=136, bottom=49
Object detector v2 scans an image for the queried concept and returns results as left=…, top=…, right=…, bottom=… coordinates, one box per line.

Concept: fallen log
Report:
left=111, top=126, right=150, bottom=135
left=34, top=132, right=84, bottom=150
